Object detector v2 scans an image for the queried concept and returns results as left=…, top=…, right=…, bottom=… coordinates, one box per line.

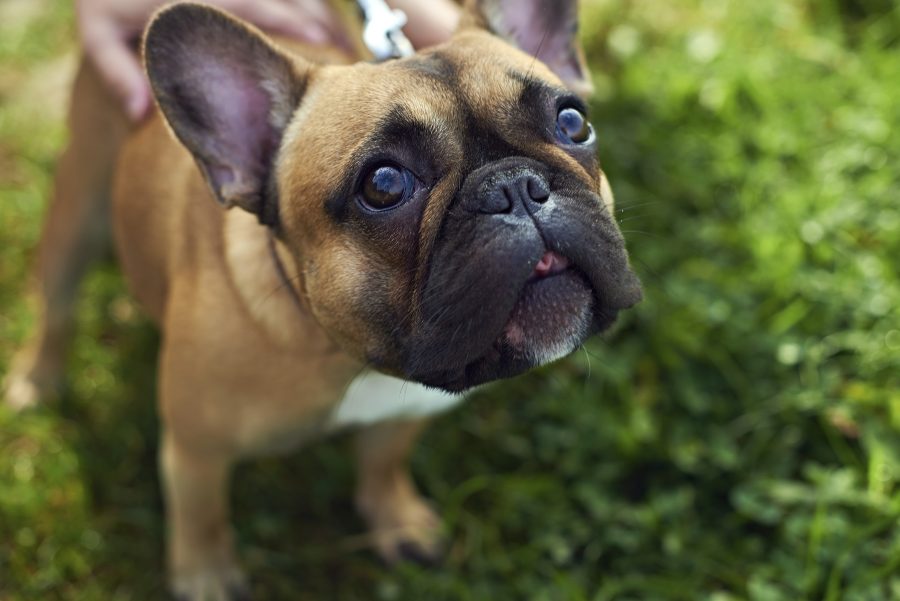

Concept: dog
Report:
left=5, top=0, right=642, bottom=598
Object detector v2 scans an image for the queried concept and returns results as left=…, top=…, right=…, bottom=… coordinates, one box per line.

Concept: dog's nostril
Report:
left=477, top=185, right=513, bottom=214
left=475, top=170, right=550, bottom=214
left=526, top=177, right=550, bottom=203
left=499, top=185, right=516, bottom=212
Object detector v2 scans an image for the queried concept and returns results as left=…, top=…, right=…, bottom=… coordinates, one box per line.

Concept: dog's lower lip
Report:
left=527, top=267, right=572, bottom=284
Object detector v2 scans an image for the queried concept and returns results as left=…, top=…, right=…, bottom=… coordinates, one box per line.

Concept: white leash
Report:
left=356, top=0, right=415, bottom=60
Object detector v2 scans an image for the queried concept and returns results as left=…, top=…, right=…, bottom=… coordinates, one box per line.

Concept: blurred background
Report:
left=1, top=0, right=898, bottom=599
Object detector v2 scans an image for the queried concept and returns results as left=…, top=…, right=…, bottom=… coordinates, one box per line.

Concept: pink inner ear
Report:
left=494, top=0, right=584, bottom=84
left=146, top=4, right=300, bottom=216
left=196, top=58, right=275, bottom=190
left=501, top=2, right=545, bottom=53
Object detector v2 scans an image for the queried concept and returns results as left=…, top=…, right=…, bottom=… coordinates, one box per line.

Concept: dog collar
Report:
left=356, top=0, right=415, bottom=60
left=267, top=231, right=307, bottom=315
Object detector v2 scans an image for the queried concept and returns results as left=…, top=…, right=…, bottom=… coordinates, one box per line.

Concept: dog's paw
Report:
left=171, top=565, right=251, bottom=601
left=360, top=494, right=446, bottom=567
left=4, top=362, right=54, bottom=412
left=4, top=348, right=63, bottom=411
left=4, top=372, right=41, bottom=412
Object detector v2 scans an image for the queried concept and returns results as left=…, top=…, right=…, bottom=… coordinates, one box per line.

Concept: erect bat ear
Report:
left=143, top=3, right=310, bottom=226
left=461, top=0, right=592, bottom=98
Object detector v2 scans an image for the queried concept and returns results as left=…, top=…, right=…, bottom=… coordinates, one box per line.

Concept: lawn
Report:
left=1, top=0, right=898, bottom=599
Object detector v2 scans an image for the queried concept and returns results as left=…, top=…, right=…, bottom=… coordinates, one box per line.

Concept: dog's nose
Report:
left=478, top=170, right=551, bottom=215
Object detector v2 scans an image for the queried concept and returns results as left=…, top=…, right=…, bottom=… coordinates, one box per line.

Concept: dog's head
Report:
left=144, top=0, right=642, bottom=391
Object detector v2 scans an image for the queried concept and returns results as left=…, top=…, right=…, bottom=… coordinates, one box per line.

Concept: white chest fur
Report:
left=328, top=371, right=467, bottom=430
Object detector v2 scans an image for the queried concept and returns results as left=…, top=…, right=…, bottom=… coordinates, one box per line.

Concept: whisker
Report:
left=628, top=257, right=675, bottom=304
left=620, top=229, right=661, bottom=240
left=580, top=345, right=592, bottom=388
left=631, top=257, right=662, bottom=281
left=617, top=213, right=651, bottom=224
left=524, top=7, right=553, bottom=85
left=616, top=201, right=661, bottom=213
left=581, top=346, right=604, bottom=361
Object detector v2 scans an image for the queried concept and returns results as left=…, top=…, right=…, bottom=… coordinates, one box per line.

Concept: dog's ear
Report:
left=462, top=0, right=592, bottom=97
left=144, top=3, right=309, bottom=225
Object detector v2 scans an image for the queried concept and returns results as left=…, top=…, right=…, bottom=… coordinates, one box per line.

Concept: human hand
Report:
left=76, top=0, right=349, bottom=121
left=387, top=0, right=460, bottom=50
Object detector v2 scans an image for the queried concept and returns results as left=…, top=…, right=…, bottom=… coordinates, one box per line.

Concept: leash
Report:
left=356, top=0, right=415, bottom=60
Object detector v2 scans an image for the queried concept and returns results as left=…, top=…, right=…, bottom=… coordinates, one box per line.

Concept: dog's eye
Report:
left=360, top=164, right=415, bottom=211
left=557, top=107, right=592, bottom=145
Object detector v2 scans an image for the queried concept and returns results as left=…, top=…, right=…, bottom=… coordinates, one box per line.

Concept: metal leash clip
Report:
left=356, top=0, right=415, bottom=61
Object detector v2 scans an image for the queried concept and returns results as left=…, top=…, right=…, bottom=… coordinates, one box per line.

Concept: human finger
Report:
left=81, top=21, right=151, bottom=120
left=218, top=0, right=332, bottom=45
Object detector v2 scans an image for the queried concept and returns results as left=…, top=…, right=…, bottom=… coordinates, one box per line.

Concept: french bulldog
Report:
left=5, top=0, right=642, bottom=598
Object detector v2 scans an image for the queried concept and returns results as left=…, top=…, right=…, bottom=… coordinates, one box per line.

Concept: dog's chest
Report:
left=327, top=371, right=466, bottom=430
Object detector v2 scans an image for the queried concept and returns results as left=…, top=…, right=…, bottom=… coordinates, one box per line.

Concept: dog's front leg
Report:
left=354, top=419, right=444, bottom=566
left=160, top=432, right=249, bottom=601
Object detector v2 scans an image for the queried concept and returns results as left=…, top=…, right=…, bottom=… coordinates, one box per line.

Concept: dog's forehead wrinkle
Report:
left=375, top=102, right=451, bottom=141
left=400, top=52, right=459, bottom=84
left=507, top=70, right=571, bottom=105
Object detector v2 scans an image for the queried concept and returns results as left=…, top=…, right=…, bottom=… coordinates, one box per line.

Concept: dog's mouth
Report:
left=499, top=251, right=593, bottom=363
left=416, top=251, right=615, bottom=392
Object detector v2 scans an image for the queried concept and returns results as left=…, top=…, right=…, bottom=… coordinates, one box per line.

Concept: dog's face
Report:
left=146, top=0, right=641, bottom=392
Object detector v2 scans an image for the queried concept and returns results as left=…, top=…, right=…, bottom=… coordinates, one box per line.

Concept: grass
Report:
left=1, top=0, right=899, bottom=599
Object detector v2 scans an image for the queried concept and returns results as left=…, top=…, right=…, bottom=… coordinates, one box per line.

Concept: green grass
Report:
left=1, top=0, right=899, bottom=599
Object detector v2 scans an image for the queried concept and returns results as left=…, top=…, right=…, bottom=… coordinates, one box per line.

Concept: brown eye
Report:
left=360, top=164, right=415, bottom=211
left=557, top=107, right=592, bottom=144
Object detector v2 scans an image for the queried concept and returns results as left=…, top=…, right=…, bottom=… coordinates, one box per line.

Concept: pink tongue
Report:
left=534, top=251, right=570, bottom=277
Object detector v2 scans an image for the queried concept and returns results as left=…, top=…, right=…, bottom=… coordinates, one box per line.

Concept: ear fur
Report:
left=144, top=3, right=309, bottom=225
left=462, top=0, right=593, bottom=97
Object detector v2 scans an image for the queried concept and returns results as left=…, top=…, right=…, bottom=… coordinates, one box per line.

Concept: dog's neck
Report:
left=223, top=210, right=336, bottom=354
